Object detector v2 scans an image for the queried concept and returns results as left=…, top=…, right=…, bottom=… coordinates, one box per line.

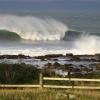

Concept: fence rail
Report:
left=0, top=85, right=40, bottom=88
left=0, top=73, right=100, bottom=90
left=43, top=77, right=100, bottom=82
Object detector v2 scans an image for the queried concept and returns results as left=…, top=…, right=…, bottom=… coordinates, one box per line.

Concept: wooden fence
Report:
left=0, top=73, right=100, bottom=90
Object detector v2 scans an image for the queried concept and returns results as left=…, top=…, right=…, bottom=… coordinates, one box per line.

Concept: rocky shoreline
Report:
left=0, top=53, right=100, bottom=77
left=0, top=53, right=100, bottom=61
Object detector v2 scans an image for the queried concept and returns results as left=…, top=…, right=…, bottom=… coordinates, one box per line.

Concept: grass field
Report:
left=0, top=89, right=100, bottom=100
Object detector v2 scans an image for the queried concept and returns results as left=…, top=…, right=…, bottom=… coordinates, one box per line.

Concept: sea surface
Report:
left=0, top=11, right=100, bottom=56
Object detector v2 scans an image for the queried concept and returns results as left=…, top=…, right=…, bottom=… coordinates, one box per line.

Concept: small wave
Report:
left=63, top=30, right=83, bottom=41
left=63, top=30, right=100, bottom=41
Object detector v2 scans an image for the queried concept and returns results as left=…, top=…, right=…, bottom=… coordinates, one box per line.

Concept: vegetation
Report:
left=0, top=64, right=40, bottom=84
left=0, top=63, right=100, bottom=84
left=0, top=63, right=100, bottom=100
left=0, top=89, right=99, bottom=100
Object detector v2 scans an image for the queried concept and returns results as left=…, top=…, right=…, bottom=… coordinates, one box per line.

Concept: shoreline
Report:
left=0, top=53, right=99, bottom=77
left=0, top=53, right=99, bottom=59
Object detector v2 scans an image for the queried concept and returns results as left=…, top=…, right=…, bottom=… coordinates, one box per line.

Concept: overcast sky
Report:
left=0, top=0, right=99, bottom=2
left=0, top=0, right=100, bottom=12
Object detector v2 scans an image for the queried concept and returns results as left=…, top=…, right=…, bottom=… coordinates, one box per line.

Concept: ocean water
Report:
left=0, top=11, right=100, bottom=56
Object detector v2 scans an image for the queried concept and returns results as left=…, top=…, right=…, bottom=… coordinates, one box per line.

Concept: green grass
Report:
left=0, top=89, right=100, bottom=100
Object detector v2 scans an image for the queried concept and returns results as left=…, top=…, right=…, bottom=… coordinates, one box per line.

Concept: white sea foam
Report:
left=0, top=15, right=68, bottom=40
left=0, top=45, right=99, bottom=56
left=74, top=35, right=100, bottom=54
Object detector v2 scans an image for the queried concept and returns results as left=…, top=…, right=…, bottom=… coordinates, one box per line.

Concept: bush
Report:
left=0, top=64, right=39, bottom=84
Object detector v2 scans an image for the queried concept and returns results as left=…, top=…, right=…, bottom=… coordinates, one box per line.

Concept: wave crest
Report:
left=0, top=15, right=68, bottom=41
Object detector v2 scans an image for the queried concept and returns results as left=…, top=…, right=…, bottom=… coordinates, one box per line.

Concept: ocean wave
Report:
left=0, top=30, right=21, bottom=41
left=0, top=29, right=100, bottom=41
left=0, top=15, right=100, bottom=41
left=0, top=15, right=68, bottom=41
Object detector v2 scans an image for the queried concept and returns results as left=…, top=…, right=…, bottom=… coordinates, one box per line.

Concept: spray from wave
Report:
left=0, top=15, right=68, bottom=41
left=74, top=34, right=100, bottom=54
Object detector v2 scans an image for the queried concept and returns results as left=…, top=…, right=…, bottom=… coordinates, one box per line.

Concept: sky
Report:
left=0, top=0, right=100, bottom=12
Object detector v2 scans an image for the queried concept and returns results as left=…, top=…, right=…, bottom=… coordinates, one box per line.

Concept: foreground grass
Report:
left=0, top=89, right=100, bottom=100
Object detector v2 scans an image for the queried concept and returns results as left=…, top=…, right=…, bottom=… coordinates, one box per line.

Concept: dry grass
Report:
left=0, top=88, right=99, bottom=100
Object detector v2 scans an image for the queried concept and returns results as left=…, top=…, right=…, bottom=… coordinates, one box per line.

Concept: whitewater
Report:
left=0, top=15, right=68, bottom=41
left=0, top=14, right=100, bottom=56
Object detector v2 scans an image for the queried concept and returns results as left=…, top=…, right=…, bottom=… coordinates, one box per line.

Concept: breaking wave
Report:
left=0, top=15, right=68, bottom=41
left=0, top=15, right=100, bottom=41
left=0, top=30, right=21, bottom=41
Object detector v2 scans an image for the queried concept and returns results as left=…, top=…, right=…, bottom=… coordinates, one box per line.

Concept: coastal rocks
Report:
left=95, top=64, right=100, bottom=70
left=0, top=54, right=99, bottom=77
left=0, top=54, right=30, bottom=59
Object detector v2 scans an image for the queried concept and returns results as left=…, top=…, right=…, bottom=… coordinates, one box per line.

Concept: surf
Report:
left=0, top=15, right=68, bottom=41
left=0, top=15, right=100, bottom=41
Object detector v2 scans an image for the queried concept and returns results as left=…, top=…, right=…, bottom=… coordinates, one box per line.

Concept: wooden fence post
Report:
left=39, top=73, right=43, bottom=89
